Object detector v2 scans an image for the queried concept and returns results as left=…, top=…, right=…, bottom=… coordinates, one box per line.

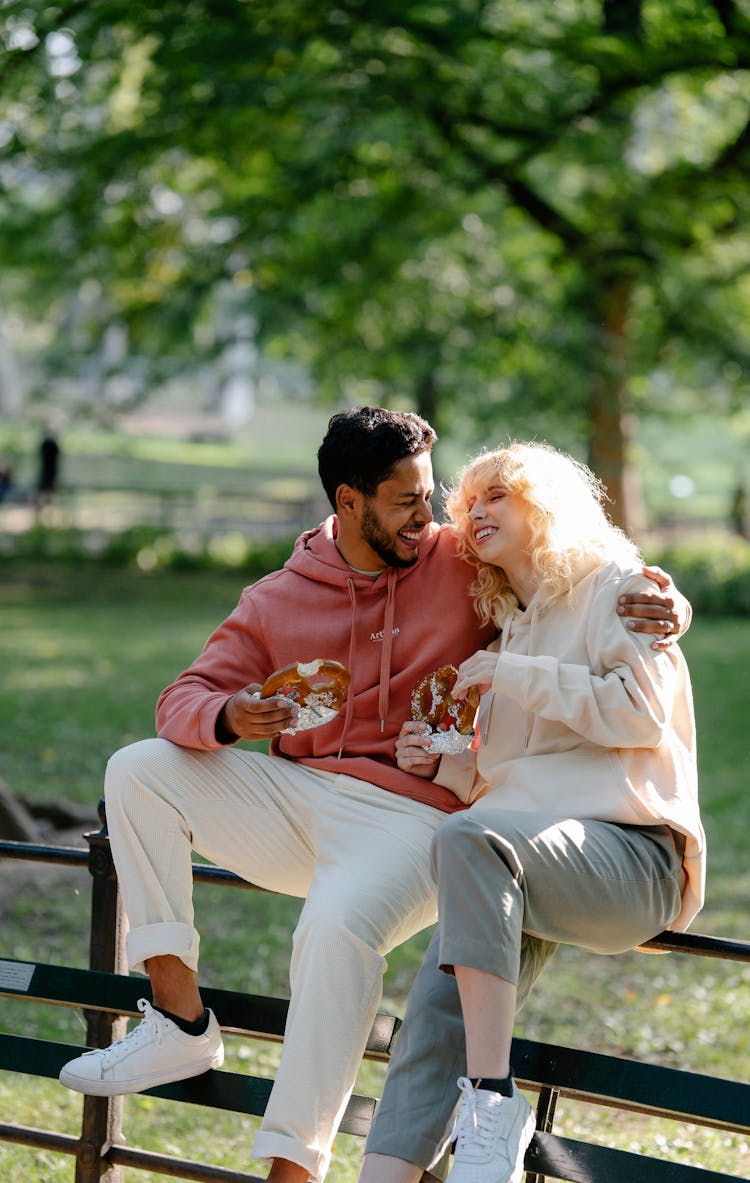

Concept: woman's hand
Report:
left=453, top=650, right=500, bottom=699
left=395, top=721, right=441, bottom=779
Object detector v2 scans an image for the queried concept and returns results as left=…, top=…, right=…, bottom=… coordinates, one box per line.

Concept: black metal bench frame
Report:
left=1, top=817, right=749, bottom=1183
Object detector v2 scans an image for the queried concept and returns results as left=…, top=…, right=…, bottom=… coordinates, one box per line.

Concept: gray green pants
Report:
left=365, top=807, right=685, bottom=1173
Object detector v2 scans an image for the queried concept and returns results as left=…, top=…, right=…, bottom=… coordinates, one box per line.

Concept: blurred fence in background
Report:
left=0, top=481, right=328, bottom=543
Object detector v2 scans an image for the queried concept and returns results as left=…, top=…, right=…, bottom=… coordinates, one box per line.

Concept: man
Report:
left=59, top=407, right=686, bottom=1183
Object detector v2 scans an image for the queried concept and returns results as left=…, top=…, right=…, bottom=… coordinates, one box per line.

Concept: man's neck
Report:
left=335, top=543, right=383, bottom=577
left=334, top=522, right=388, bottom=575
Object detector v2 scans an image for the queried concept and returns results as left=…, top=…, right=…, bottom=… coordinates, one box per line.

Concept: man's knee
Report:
left=292, top=893, right=396, bottom=963
left=104, top=737, right=175, bottom=810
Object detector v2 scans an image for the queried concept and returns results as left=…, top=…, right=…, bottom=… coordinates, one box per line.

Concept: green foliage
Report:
left=1, top=522, right=299, bottom=575
left=1, top=0, right=749, bottom=473
left=651, top=536, right=750, bottom=615
left=5, top=521, right=750, bottom=614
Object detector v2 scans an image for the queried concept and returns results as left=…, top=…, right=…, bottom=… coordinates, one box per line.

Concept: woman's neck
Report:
left=503, top=558, right=539, bottom=612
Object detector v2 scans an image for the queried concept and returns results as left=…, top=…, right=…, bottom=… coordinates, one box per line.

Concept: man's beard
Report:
left=361, top=502, right=418, bottom=569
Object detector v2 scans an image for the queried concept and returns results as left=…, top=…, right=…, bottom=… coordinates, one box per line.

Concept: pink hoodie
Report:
left=156, top=516, right=495, bottom=813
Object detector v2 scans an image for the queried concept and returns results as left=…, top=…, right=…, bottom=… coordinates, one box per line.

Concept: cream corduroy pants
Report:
left=104, top=737, right=444, bottom=1182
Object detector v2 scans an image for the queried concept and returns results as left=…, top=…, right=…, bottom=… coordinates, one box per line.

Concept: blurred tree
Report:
left=1, top=0, right=749, bottom=528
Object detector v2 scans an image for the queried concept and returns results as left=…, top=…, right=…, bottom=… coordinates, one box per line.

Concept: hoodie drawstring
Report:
left=497, top=606, right=535, bottom=751
left=377, top=571, right=397, bottom=732
left=339, top=569, right=398, bottom=754
left=339, top=579, right=359, bottom=757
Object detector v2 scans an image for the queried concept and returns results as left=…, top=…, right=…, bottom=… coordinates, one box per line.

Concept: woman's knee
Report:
left=431, top=809, right=523, bottom=882
left=431, top=810, right=477, bottom=861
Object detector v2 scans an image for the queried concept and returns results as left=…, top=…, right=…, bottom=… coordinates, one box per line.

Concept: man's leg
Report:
left=60, top=739, right=320, bottom=1097
left=102, top=740, right=324, bottom=975
left=70, top=742, right=444, bottom=1181
left=251, top=772, right=444, bottom=1183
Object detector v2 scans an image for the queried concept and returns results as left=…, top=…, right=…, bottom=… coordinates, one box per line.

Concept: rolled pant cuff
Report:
left=364, top=1128, right=452, bottom=1176
left=126, top=921, right=200, bottom=976
left=252, top=1130, right=329, bottom=1182
left=438, top=934, right=519, bottom=984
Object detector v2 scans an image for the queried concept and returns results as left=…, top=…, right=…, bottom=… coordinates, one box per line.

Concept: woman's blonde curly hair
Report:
left=444, top=441, right=642, bottom=628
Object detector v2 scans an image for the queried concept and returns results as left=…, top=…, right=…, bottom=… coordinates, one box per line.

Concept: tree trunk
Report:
left=0, top=309, right=23, bottom=419
left=414, top=368, right=440, bottom=432
left=587, top=274, right=644, bottom=537
left=0, top=778, right=41, bottom=841
left=412, top=368, right=451, bottom=491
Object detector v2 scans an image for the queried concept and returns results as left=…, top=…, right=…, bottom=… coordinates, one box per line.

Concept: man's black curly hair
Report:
left=317, top=406, right=437, bottom=509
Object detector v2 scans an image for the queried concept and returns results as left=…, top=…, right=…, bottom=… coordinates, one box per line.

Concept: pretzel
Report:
left=260, top=659, right=350, bottom=732
left=411, top=665, right=480, bottom=754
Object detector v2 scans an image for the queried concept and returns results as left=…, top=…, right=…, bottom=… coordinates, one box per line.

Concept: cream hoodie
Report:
left=435, top=560, right=705, bottom=931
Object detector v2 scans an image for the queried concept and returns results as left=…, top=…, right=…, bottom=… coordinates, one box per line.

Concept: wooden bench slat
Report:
left=512, top=1038, right=750, bottom=1132
left=527, top=1130, right=748, bottom=1183
left=0, top=958, right=400, bottom=1058
left=0, top=1034, right=375, bottom=1137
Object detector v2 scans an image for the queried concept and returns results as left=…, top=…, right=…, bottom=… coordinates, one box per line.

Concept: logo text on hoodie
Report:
left=370, top=627, right=401, bottom=643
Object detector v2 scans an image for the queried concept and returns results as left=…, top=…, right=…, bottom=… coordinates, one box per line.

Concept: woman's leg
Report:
left=454, top=966, right=516, bottom=1080
left=361, top=929, right=557, bottom=1181
left=252, top=774, right=443, bottom=1182
left=361, top=808, right=683, bottom=1180
left=435, top=809, right=685, bottom=979
left=431, top=808, right=684, bottom=1183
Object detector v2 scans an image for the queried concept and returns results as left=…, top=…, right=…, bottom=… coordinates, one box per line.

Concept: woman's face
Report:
left=462, top=477, right=535, bottom=570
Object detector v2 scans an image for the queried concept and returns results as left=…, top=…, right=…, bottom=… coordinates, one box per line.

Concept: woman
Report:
left=360, top=442, right=705, bottom=1183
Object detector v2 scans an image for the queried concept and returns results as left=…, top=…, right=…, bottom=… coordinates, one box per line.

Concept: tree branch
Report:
left=603, top=0, right=643, bottom=38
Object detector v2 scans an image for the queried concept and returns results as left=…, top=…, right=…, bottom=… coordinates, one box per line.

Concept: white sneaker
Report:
left=445, top=1077, right=536, bottom=1183
left=59, top=999, right=224, bottom=1096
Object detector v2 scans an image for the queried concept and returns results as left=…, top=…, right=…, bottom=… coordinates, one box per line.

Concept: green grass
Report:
left=1, top=566, right=749, bottom=1181
left=0, top=567, right=245, bottom=805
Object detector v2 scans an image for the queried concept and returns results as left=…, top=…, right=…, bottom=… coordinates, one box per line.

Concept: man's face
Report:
left=358, top=452, right=435, bottom=569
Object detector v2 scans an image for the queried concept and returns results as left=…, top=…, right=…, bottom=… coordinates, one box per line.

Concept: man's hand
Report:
left=219, top=684, right=299, bottom=742
left=617, top=565, right=692, bottom=652
left=395, top=721, right=440, bottom=779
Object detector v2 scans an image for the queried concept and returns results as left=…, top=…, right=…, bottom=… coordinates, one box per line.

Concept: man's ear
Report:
left=336, top=484, right=363, bottom=520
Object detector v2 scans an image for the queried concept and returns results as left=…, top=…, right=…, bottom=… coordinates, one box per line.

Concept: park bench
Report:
left=1, top=813, right=749, bottom=1183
